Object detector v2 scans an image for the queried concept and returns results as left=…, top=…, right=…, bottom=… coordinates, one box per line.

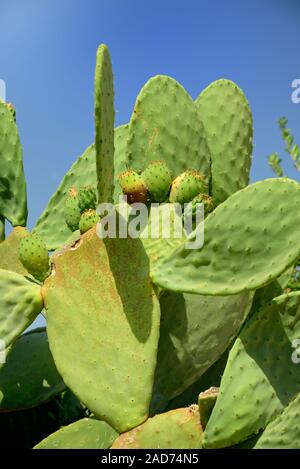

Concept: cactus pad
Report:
left=43, top=228, right=160, bottom=432
left=0, top=227, right=29, bottom=274
left=151, top=178, right=300, bottom=295
left=0, top=328, right=65, bottom=410
left=195, top=79, right=252, bottom=205
left=94, top=44, right=115, bottom=204
left=0, top=100, right=27, bottom=226
left=0, top=269, right=44, bottom=348
left=34, top=418, right=118, bottom=449
left=126, top=75, right=211, bottom=183
left=203, top=291, right=300, bottom=448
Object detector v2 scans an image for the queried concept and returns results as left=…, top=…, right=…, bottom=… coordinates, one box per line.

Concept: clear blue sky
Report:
left=1, top=0, right=300, bottom=229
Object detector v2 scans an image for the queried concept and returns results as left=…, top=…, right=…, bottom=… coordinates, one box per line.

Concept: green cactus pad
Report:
left=151, top=290, right=253, bottom=411
left=203, top=291, right=300, bottom=448
left=0, top=328, right=65, bottom=410
left=34, top=418, right=118, bottom=449
left=195, top=79, right=252, bottom=205
left=254, top=393, right=300, bottom=449
left=118, top=170, right=148, bottom=204
left=169, top=171, right=207, bottom=204
left=151, top=178, right=300, bottom=295
left=19, top=233, right=50, bottom=282
left=142, top=160, right=172, bottom=202
left=112, top=406, right=202, bottom=449
left=0, top=227, right=29, bottom=274
left=0, top=269, right=44, bottom=349
left=198, top=387, right=219, bottom=429
left=34, top=126, right=128, bottom=251
left=5, top=102, right=16, bottom=121
left=64, top=188, right=81, bottom=232
left=94, top=44, right=115, bottom=204
left=79, top=209, right=100, bottom=234
left=78, top=186, right=97, bottom=213
left=43, top=228, right=160, bottom=433
left=0, top=100, right=27, bottom=226
left=126, top=75, right=211, bottom=183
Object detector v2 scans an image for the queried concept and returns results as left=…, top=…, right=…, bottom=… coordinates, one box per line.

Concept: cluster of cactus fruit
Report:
left=0, top=43, right=300, bottom=449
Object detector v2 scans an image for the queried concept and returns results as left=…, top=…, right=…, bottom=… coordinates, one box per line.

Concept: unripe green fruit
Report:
left=191, top=193, right=214, bottom=218
left=18, top=233, right=50, bottom=282
left=198, top=387, right=219, bottom=429
left=142, top=160, right=172, bottom=202
left=5, top=103, right=16, bottom=122
left=118, top=170, right=148, bottom=204
left=64, top=188, right=81, bottom=232
left=78, top=186, right=97, bottom=213
left=79, top=209, right=100, bottom=234
left=169, top=171, right=207, bottom=204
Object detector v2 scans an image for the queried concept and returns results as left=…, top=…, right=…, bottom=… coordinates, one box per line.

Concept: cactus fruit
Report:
left=169, top=171, right=207, bottom=204
left=78, top=186, right=97, bottom=213
left=141, top=160, right=172, bottom=202
left=79, top=209, right=100, bottom=234
left=5, top=102, right=16, bottom=121
left=111, top=406, right=202, bottom=449
left=198, top=387, right=219, bottom=429
left=19, top=234, right=50, bottom=282
left=118, top=170, right=148, bottom=204
left=191, top=193, right=214, bottom=217
left=34, top=418, right=118, bottom=449
left=64, top=188, right=81, bottom=232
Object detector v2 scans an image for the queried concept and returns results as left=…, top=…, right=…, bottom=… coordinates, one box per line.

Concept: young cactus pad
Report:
left=198, top=387, right=219, bottom=429
left=142, top=160, right=172, bottom=202
left=151, top=178, right=300, bottom=295
left=0, top=227, right=29, bottom=274
left=42, top=228, right=160, bottom=433
left=19, top=234, right=50, bottom=282
left=112, top=406, right=202, bottom=449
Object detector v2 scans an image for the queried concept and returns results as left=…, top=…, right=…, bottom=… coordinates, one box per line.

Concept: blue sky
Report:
left=0, top=0, right=300, bottom=229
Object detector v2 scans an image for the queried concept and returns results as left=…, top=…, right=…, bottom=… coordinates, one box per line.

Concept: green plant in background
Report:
left=268, top=117, right=300, bottom=292
left=0, top=44, right=300, bottom=449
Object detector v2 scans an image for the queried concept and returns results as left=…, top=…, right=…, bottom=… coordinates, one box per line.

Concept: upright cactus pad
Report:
left=195, top=79, right=253, bottom=205
left=203, top=292, right=300, bottom=448
left=0, top=269, right=44, bottom=348
left=169, top=170, right=207, bottom=204
left=125, top=75, right=211, bottom=183
left=43, top=229, right=160, bottom=433
left=79, top=209, right=99, bottom=234
left=151, top=178, right=300, bottom=295
left=19, top=233, right=50, bottom=282
left=112, top=406, right=202, bottom=449
left=0, top=100, right=27, bottom=226
left=142, top=160, right=172, bottom=202
left=64, top=188, right=81, bottom=232
left=0, top=328, right=65, bottom=410
left=94, top=44, right=115, bottom=204
left=118, top=170, right=148, bottom=204
left=78, top=186, right=97, bottom=213
left=198, top=387, right=219, bottom=429
left=34, top=418, right=118, bottom=449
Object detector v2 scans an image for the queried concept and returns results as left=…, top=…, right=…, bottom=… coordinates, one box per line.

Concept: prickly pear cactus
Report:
left=1, top=42, right=300, bottom=450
